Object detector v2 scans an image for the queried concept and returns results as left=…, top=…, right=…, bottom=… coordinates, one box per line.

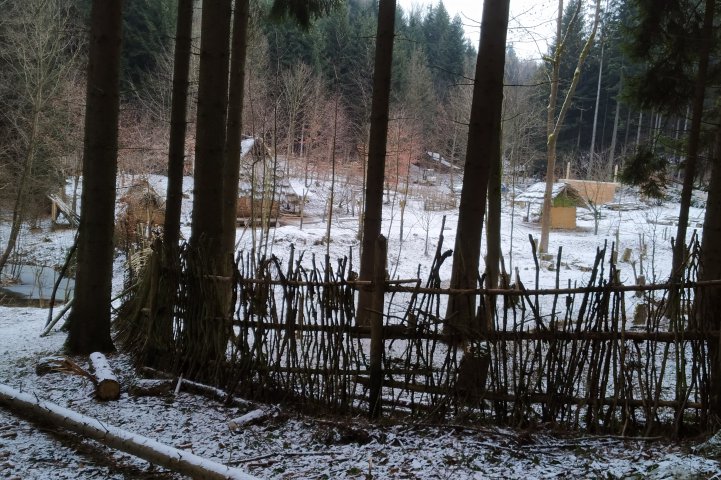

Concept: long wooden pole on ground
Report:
left=0, top=384, right=259, bottom=480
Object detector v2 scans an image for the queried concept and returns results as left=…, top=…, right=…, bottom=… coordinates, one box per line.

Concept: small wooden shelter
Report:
left=514, top=182, right=589, bottom=229
left=414, top=151, right=462, bottom=174
left=47, top=193, right=79, bottom=228
left=237, top=138, right=299, bottom=220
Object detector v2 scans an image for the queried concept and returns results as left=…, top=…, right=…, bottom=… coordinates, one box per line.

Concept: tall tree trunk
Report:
left=221, top=0, right=250, bottom=256
left=445, top=0, right=509, bottom=335
left=670, top=0, right=714, bottom=282
left=66, top=0, right=123, bottom=354
left=608, top=73, right=621, bottom=177
left=357, top=0, right=396, bottom=326
left=699, top=123, right=721, bottom=416
left=192, top=0, right=232, bottom=249
left=325, top=93, right=340, bottom=255
left=539, top=0, right=565, bottom=255
left=635, top=110, right=643, bottom=147
left=589, top=33, right=605, bottom=163
left=164, top=0, right=194, bottom=260
left=139, top=0, right=194, bottom=371
left=186, top=0, right=233, bottom=376
left=540, top=0, right=599, bottom=254
left=486, top=129, right=502, bottom=290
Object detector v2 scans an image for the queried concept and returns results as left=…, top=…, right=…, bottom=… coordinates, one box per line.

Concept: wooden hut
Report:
left=514, top=182, right=589, bottom=229
left=414, top=151, right=462, bottom=173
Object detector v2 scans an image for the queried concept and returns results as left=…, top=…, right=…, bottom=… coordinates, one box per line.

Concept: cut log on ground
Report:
left=89, top=352, right=120, bottom=400
left=0, top=383, right=260, bottom=480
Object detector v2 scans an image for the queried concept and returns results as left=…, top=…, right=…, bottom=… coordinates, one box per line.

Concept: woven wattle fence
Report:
left=224, top=233, right=717, bottom=435
left=119, top=231, right=718, bottom=435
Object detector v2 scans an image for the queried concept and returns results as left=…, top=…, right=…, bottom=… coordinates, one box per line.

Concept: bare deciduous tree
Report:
left=539, top=0, right=600, bottom=254
left=280, top=62, right=313, bottom=165
left=0, top=0, right=82, bottom=275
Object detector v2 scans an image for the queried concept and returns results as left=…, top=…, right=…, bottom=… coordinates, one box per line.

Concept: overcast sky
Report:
left=397, top=0, right=560, bottom=59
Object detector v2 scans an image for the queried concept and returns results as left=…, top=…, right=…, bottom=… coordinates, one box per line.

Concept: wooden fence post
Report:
left=369, top=235, right=387, bottom=419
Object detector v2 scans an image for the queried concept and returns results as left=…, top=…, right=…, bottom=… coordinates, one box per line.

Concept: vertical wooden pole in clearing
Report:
left=369, top=235, right=387, bottom=419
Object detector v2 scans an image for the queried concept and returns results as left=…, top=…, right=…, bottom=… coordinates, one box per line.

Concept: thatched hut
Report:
left=117, top=179, right=165, bottom=243
left=237, top=138, right=299, bottom=220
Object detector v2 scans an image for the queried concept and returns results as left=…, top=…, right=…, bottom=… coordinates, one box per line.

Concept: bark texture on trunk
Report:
left=446, top=0, right=510, bottom=335
left=191, top=0, right=233, bottom=250
left=699, top=125, right=721, bottom=416
left=66, top=0, right=123, bottom=354
left=357, top=0, right=396, bottom=326
left=222, top=0, right=250, bottom=257
left=186, top=0, right=233, bottom=377
left=163, top=0, right=194, bottom=257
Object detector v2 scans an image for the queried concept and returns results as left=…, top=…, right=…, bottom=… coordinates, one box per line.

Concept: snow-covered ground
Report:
left=1, top=307, right=719, bottom=479
left=1, top=171, right=719, bottom=478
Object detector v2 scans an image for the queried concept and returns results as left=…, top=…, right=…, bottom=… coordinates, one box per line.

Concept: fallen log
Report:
left=228, top=407, right=278, bottom=431
left=139, top=366, right=256, bottom=409
left=128, top=379, right=174, bottom=397
left=89, top=352, right=120, bottom=401
left=181, top=378, right=255, bottom=409
left=0, top=383, right=259, bottom=480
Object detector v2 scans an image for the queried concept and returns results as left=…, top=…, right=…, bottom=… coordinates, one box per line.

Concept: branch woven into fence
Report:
left=229, top=247, right=364, bottom=412
left=120, top=230, right=715, bottom=435
left=222, top=232, right=714, bottom=435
